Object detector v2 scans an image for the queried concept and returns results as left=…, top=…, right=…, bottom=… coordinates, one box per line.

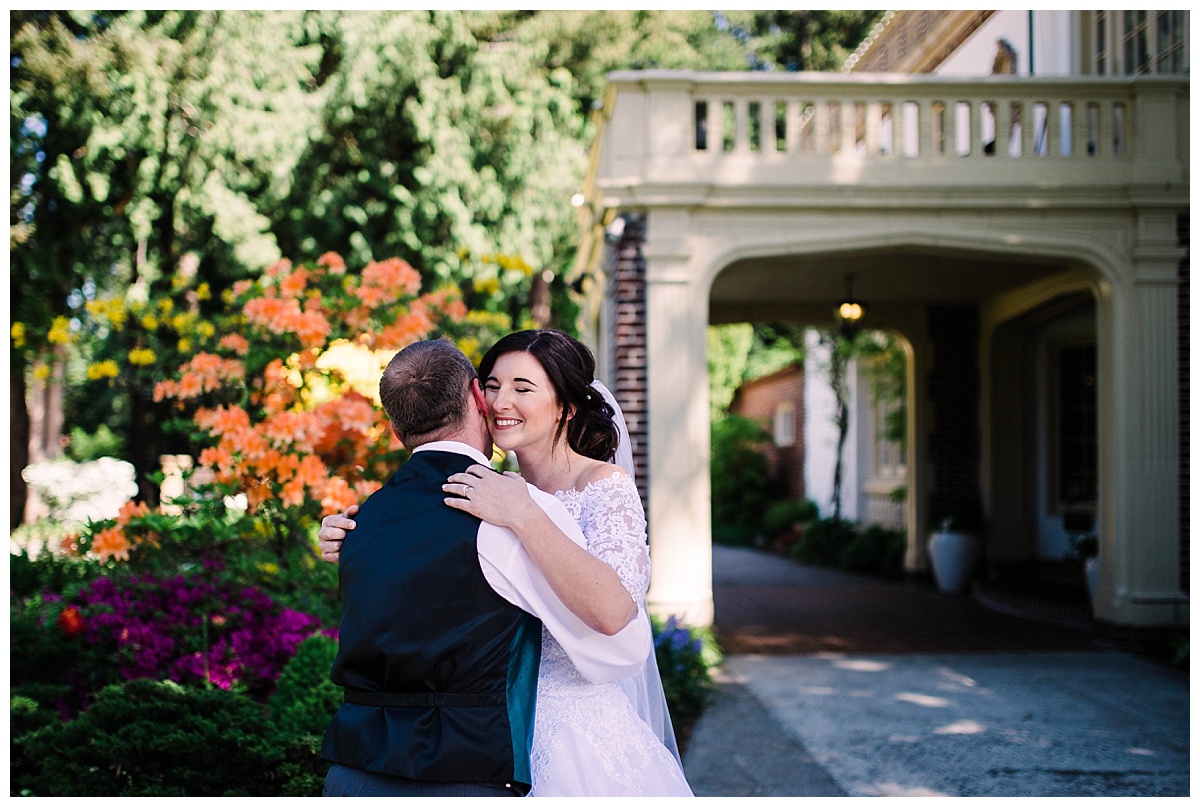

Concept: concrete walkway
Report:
left=681, top=546, right=1190, bottom=797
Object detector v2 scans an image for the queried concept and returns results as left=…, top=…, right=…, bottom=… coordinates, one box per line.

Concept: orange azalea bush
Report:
left=71, top=251, right=472, bottom=570
left=153, top=252, right=467, bottom=521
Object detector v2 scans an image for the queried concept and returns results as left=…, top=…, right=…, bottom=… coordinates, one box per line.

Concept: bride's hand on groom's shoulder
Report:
left=318, top=505, right=358, bottom=562
left=443, top=464, right=534, bottom=529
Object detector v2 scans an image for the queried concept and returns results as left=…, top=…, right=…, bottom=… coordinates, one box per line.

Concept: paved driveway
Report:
left=681, top=546, right=1189, bottom=797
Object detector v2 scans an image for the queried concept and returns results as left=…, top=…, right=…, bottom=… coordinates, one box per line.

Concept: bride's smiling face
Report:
left=482, top=351, right=568, bottom=455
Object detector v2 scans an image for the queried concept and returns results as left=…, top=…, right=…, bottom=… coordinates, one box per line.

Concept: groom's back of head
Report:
left=380, top=339, right=477, bottom=447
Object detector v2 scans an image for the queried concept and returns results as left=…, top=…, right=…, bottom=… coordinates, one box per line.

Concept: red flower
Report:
left=58, top=607, right=85, bottom=638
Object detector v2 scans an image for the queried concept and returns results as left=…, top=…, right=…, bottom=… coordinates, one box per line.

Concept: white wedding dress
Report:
left=528, top=472, right=694, bottom=797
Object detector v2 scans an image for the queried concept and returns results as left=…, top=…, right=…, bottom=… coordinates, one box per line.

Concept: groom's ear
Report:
left=469, top=378, right=488, bottom=412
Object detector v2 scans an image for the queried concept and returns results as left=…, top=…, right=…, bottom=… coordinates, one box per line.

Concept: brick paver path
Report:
left=711, top=545, right=1099, bottom=655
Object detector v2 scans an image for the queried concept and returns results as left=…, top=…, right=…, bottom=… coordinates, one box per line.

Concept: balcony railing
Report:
left=589, top=71, right=1189, bottom=202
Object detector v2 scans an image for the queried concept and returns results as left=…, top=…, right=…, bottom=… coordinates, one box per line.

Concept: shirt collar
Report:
left=412, top=440, right=492, bottom=466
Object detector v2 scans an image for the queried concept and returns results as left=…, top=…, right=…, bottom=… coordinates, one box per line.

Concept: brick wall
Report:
left=1178, top=213, right=1190, bottom=593
left=729, top=366, right=807, bottom=502
left=926, top=304, right=983, bottom=526
left=606, top=214, right=650, bottom=514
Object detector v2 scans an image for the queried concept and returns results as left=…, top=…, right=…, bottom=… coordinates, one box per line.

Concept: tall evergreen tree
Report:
left=11, top=10, right=326, bottom=505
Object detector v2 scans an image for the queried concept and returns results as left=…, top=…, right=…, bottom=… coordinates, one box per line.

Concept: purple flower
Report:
left=63, top=569, right=325, bottom=701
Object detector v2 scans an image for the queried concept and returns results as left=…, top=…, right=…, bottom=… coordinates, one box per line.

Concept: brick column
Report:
left=1177, top=213, right=1189, bottom=593
left=606, top=214, right=650, bottom=514
left=926, top=305, right=983, bottom=527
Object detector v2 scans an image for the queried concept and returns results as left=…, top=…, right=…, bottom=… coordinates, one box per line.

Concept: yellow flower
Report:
left=47, top=317, right=72, bottom=345
left=86, top=299, right=129, bottom=330
left=140, top=315, right=157, bottom=331
left=177, top=338, right=193, bottom=354
left=472, top=277, right=501, bottom=295
left=196, top=282, right=211, bottom=301
left=10, top=322, right=25, bottom=348
left=171, top=313, right=192, bottom=332
left=221, top=288, right=236, bottom=304
left=197, top=321, right=216, bottom=339
left=157, top=297, right=174, bottom=314
left=86, top=360, right=120, bottom=380
left=458, top=337, right=480, bottom=364
left=33, top=363, right=50, bottom=380
left=128, top=347, right=156, bottom=366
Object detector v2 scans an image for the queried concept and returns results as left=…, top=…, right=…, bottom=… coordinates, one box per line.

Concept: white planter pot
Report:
left=1084, top=557, right=1099, bottom=609
left=928, top=530, right=981, bottom=594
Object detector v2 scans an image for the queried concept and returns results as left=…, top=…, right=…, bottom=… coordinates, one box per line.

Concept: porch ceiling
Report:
left=710, top=247, right=1069, bottom=317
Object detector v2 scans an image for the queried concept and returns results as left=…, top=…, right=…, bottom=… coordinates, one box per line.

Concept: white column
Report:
left=1097, top=215, right=1186, bottom=625
left=642, top=212, right=713, bottom=626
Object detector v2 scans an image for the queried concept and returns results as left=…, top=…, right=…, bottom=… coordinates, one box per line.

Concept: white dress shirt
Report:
left=413, top=442, right=651, bottom=684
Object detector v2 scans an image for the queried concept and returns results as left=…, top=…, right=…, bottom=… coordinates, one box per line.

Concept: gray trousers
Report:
left=322, top=763, right=515, bottom=797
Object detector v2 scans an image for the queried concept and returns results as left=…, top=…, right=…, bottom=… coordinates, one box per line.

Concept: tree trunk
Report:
left=827, top=333, right=850, bottom=521
left=529, top=270, right=551, bottom=329
left=11, top=356, right=29, bottom=529
left=129, top=380, right=159, bottom=507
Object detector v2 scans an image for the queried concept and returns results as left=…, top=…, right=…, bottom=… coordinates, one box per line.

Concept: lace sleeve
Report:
left=580, top=472, right=651, bottom=607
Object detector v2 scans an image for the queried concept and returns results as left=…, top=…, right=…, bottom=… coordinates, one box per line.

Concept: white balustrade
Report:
left=592, top=71, right=1188, bottom=200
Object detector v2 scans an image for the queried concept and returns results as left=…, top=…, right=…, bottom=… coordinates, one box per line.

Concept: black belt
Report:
left=344, top=690, right=505, bottom=708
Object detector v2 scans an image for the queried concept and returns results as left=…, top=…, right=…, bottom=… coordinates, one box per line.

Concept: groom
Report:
left=319, top=338, right=650, bottom=797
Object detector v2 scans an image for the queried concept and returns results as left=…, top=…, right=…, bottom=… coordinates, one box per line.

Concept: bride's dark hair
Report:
left=478, top=330, right=619, bottom=462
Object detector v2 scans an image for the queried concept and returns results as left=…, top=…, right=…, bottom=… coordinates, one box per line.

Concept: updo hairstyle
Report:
left=477, top=330, right=619, bottom=462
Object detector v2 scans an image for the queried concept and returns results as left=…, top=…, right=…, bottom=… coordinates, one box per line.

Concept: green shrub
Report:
left=12, top=679, right=327, bottom=797
left=710, top=414, right=772, bottom=544
left=268, top=633, right=342, bottom=737
left=64, top=424, right=125, bottom=462
left=789, top=517, right=857, bottom=566
left=762, top=498, right=819, bottom=541
left=10, top=693, right=60, bottom=740
left=11, top=592, right=115, bottom=716
left=10, top=548, right=104, bottom=601
left=840, top=524, right=906, bottom=579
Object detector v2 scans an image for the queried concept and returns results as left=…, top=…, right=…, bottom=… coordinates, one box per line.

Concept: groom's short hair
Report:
left=379, top=339, right=477, bottom=447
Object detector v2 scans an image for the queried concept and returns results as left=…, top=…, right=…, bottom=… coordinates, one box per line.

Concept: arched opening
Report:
left=982, top=274, right=1101, bottom=613
left=704, top=245, right=1078, bottom=588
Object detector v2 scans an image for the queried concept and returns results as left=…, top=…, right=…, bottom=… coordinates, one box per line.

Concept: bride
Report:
left=320, top=330, right=693, bottom=797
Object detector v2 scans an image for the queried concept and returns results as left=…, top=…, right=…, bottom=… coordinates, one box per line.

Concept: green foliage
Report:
left=790, top=517, right=906, bottom=579
left=275, top=11, right=585, bottom=309
left=840, top=524, right=906, bottom=579
left=268, top=633, right=342, bottom=738
left=790, top=516, right=858, bottom=566
left=64, top=424, right=126, bottom=462
left=10, top=694, right=60, bottom=741
left=744, top=323, right=806, bottom=381
left=857, top=331, right=908, bottom=449
left=11, top=679, right=326, bottom=797
left=719, top=10, right=886, bottom=71
left=762, top=498, right=820, bottom=541
left=10, top=547, right=104, bottom=600
left=707, top=323, right=754, bottom=418
left=708, top=322, right=807, bottom=420
left=710, top=414, right=771, bottom=543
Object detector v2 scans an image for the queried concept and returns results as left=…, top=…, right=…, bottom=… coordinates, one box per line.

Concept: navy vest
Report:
left=319, top=450, right=542, bottom=793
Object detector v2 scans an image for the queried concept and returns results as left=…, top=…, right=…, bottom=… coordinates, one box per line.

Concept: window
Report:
left=773, top=402, right=795, bottom=447
left=1156, top=10, right=1187, bottom=74
left=872, top=397, right=905, bottom=479
left=1092, top=10, right=1189, bottom=75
